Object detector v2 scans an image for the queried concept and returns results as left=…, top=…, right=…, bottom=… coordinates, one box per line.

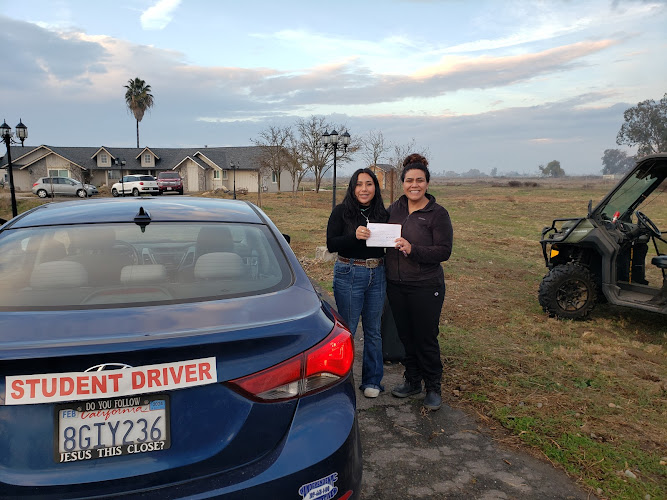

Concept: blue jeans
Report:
left=333, top=259, right=386, bottom=391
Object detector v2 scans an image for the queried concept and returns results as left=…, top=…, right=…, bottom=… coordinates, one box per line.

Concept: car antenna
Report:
left=134, top=207, right=151, bottom=233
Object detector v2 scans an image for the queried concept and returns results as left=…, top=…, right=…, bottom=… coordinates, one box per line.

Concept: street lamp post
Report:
left=322, top=129, right=350, bottom=211
left=1, top=119, right=28, bottom=218
left=230, top=161, right=238, bottom=199
left=115, top=158, right=126, bottom=195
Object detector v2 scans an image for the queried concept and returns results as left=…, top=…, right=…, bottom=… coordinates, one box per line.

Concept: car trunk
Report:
left=0, top=285, right=333, bottom=497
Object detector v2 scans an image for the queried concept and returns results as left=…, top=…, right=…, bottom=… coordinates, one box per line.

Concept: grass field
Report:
left=238, top=179, right=666, bottom=500
left=2, top=179, right=665, bottom=499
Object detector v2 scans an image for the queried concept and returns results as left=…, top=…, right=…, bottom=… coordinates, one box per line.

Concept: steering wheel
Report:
left=113, top=240, right=140, bottom=265
left=635, top=211, right=661, bottom=237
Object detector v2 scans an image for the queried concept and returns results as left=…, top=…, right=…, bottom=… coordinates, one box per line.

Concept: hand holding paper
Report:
left=366, top=223, right=402, bottom=247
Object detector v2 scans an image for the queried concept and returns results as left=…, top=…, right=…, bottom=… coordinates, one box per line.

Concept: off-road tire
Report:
left=538, top=262, right=598, bottom=320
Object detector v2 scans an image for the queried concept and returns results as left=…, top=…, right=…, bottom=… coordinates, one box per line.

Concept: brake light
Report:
left=139, top=182, right=144, bottom=185
left=227, top=321, right=354, bottom=401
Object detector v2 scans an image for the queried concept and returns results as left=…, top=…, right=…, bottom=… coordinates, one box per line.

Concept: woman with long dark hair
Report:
left=326, top=168, right=388, bottom=398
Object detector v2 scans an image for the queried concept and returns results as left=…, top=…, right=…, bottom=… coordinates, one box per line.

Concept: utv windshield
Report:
left=595, top=158, right=667, bottom=222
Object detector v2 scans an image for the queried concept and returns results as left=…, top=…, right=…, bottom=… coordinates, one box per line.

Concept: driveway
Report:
left=314, top=284, right=595, bottom=499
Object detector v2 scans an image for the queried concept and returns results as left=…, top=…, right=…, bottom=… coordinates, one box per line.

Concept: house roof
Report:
left=136, top=147, right=160, bottom=160
left=1, top=145, right=263, bottom=172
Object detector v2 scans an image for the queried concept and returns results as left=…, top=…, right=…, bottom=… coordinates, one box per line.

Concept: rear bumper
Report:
left=158, top=185, right=183, bottom=192
left=2, top=381, right=362, bottom=499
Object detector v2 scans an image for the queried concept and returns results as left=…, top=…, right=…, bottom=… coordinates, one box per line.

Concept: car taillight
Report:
left=33, top=182, right=39, bottom=187
left=139, top=182, right=144, bottom=185
left=227, top=321, right=354, bottom=401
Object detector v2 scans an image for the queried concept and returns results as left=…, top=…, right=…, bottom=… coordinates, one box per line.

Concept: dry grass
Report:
left=246, top=181, right=665, bottom=500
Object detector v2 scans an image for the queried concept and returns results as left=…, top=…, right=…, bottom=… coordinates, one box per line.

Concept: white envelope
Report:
left=366, top=223, right=401, bottom=247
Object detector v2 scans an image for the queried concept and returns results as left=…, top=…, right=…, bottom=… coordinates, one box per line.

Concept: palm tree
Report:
left=124, top=77, right=154, bottom=148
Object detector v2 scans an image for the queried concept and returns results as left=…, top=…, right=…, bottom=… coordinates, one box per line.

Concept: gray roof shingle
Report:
left=1, top=145, right=263, bottom=172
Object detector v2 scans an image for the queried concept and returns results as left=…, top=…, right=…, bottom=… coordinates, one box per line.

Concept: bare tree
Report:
left=386, top=139, right=430, bottom=202
left=252, top=125, right=292, bottom=190
left=296, top=116, right=356, bottom=193
left=360, top=130, right=389, bottom=168
left=284, top=131, right=307, bottom=193
left=68, top=167, right=90, bottom=186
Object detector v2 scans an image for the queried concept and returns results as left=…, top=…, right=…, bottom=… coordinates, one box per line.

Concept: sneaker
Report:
left=391, top=380, right=422, bottom=398
left=363, top=387, right=380, bottom=398
left=423, top=390, right=442, bottom=411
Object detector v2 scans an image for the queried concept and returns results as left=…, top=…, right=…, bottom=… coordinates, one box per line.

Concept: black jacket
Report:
left=385, top=193, right=453, bottom=282
left=326, top=203, right=386, bottom=260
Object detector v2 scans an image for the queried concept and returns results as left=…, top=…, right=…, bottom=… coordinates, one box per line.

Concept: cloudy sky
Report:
left=1, top=0, right=666, bottom=175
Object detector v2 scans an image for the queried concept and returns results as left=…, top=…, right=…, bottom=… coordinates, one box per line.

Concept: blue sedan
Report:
left=0, top=197, right=361, bottom=499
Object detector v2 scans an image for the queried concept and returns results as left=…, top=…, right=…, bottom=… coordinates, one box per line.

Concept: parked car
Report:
left=157, top=171, right=184, bottom=194
left=0, top=197, right=361, bottom=499
left=32, top=177, right=98, bottom=198
left=111, top=175, right=159, bottom=197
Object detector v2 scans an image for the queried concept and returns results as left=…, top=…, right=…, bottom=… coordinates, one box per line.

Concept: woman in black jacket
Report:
left=385, top=154, right=453, bottom=410
left=326, top=168, right=388, bottom=398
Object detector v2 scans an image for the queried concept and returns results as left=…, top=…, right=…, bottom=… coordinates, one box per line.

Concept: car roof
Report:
left=7, top=197, right=266, bottom=228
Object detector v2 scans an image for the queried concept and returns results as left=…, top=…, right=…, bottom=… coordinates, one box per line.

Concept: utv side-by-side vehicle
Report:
left=539, top=153, right=667, bottom=319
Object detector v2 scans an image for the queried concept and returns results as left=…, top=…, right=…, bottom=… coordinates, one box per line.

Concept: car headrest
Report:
left=194, top=252, right=244, bottom=279
left=30, top=261, right=88, bottom=289
left=120, top=265, right=167, bottom=284
left=196, top=226, right=235, bottom=255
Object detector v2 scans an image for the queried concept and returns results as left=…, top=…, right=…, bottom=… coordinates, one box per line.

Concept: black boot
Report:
left=391, top=379, right=422, bottom=398
left=424, top=383, right=442, bottom=410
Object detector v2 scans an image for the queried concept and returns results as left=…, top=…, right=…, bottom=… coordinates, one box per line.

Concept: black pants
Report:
left=386, top=279, right=445, bottom=391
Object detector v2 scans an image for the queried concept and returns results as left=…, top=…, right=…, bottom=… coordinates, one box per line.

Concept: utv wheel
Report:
left=538, top=263, right=598, bottom=320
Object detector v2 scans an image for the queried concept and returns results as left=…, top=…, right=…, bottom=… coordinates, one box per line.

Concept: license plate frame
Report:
left=54, top=394, right=171, bottom=463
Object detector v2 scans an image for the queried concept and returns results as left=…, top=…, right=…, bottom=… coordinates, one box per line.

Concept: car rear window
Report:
left=0, top=222, right=293, bottom=310
left=159, top=172, right=180, bottom=179
left=139, top=176, right=155, bottom=181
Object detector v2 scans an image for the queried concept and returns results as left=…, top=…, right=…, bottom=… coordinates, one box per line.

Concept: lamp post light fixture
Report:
left=1, top=119, right=28, bottom=218
left=230, top=161, right=238, bottom=199
left=114, top=158, right=127, bottom=195
left=321, top=129, right=350, bottom=211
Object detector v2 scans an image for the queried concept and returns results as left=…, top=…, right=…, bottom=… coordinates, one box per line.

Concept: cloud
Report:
left=140, top=0, right=182, bottom=30
left=0, top=15, right=108, bottom=91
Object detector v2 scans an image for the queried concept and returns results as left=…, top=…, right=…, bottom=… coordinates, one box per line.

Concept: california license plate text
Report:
left=55, top=395, right=170, bottom=463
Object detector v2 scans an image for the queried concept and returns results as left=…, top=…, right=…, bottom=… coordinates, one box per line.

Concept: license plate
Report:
left=167, top=187, right=172, bottom=190
left=55, top=395, right=170, bottom=463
